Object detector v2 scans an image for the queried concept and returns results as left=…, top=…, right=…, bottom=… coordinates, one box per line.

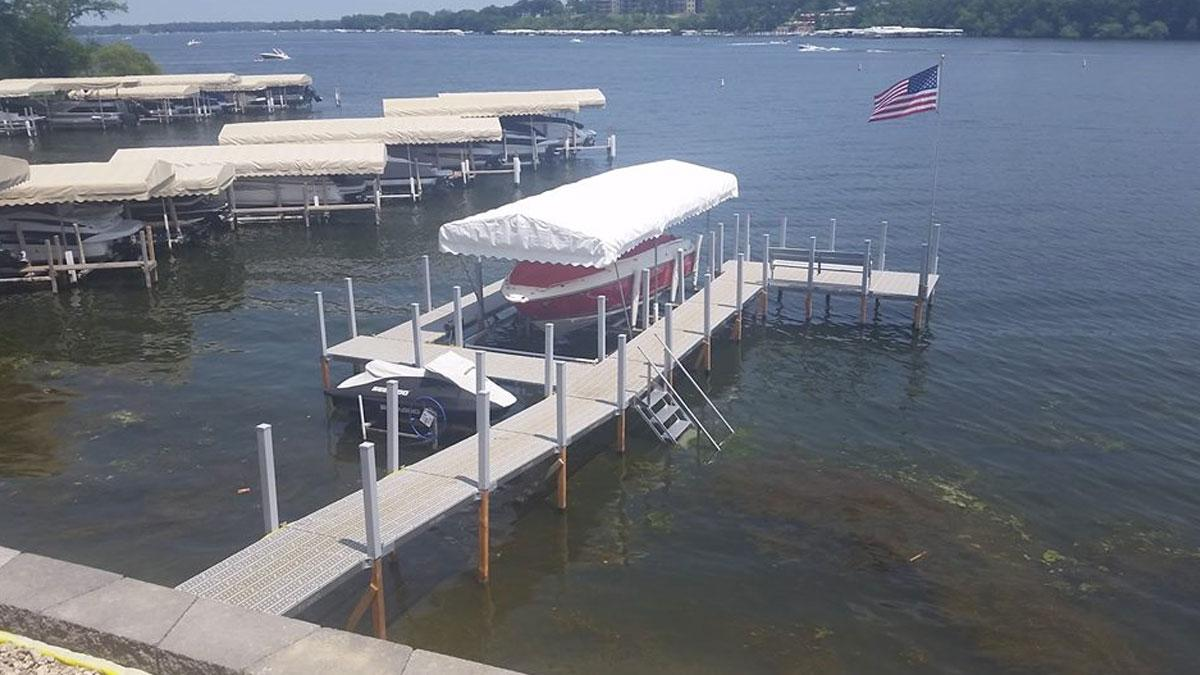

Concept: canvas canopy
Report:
left=384, top=88, right=605, bottom=118
left=0, top=156, right=30, bottom=192
left=112, top=143, right=387, bottom=178
left=218, top=116, right=502, bottom=146
left=0, top=80, right=60, bottom=98
left=69, top=84, right=201, bottom=101
left=134, top=73, right=241, bottom=88
left=0, top=76, right=140, bottom=97
left=152, top=163, right=236, bottom=198
left=0, top=159, right=174, bottom=207
left=223, top=74, right=313, bottom=91
left=439, top=160, right=738, bottom=268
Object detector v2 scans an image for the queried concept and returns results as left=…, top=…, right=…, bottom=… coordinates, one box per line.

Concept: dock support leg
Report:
left=346, top=277, right=358, bottom=338
left=641, top=269, right=651, bottom=330
left=555, top=361, right=567, bottom=511
left=914, top=243, right=930, bottom=334
left=596, top=295, right=606, bottom=360
left=255, top=424, right=279, bottom=534
left=805, top=237, right=816, bottom=322
left=760, top=233, right=770, bottom=322
left=452, top=285, right=463, bottom=347
left=702, top=273, right=712, bottom=373
left=543, top=323, right=555, bottom=397
left=139, top=228, right=153, bottom=288
left=422, top=254, right=433, bottom=313
left=316, top=292, right=330, bottom=390
left=717, top=223, right=724, bottom=275
left=733, top=253, right=744, bottom=342
left=859, top=239, right=872, bottom=325
left=347, top=441, right=386, bottom=640
left=386, top=380, right=399, bottom=473
left=616, top=334, right=627, bottom=454
left=664, top=303, right=674, bottom=385
left=477, top=385, right=491, bottom=583
left=410, top=303, right=423, bottom=368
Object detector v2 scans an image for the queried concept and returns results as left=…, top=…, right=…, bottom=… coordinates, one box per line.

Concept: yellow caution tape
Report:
left=0, top=630, right=152, bottom=675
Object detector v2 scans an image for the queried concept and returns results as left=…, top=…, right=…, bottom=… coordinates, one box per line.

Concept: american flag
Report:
left=870, top=65, right=939, bottom=122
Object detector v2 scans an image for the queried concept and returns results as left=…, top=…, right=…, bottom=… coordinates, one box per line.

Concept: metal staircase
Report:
left=634, top=381, right=693, bottom=444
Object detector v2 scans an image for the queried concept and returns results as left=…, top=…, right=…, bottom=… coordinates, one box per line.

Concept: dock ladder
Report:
left=633, top=340, right=734, bottom=451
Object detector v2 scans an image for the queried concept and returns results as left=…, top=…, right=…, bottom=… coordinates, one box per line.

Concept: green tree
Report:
left=86, top=41, right=160, bottom=75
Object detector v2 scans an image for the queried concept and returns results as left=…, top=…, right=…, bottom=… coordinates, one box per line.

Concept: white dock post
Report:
left=664, top=302, right=674, bottom=383
left=512, top=156, right=521, bottom=185
left=916, top=243, right=930, bottom=331
left=703, top=272, right=713, bottom=373
left=373, top=177, right=382, bottom=226
left=879, top=220, right=888, bottom=270
left=386, top=381, right=399, bottom=474
left=616, top=334, right=627, bottom=453
left=596, top=295, right=607, bottom=360
left=734, top=253, right=745, bottom=342
left=717, top=223, right=725, bottom=274
left=452, top=285, right=464, bottom=347
left=476, top=387, right=491, bottom=582
left=316, top=292, right=331, bottom=390
left=544, top=323, right=555, bottom=396
left=693, top=234, right=704, bottom=288
left=555, top=361, right=568, bottom=510
left=931, top=223, right=942, bottom=275
left=779, top=216, right=788, bottom=248
left=709, top=231, right=716, bottom=279
left=475, top=350, right=487, bottom=393
left=410, top=303, right=423, bottom=367
left=345, top=277, right=358, bottom=338
left=733, top=213, right=741, bottom=257
left=255, top=424, right=279, bottom=534
left=745, top=213, right=752, bottom=256
left=607, top=134, right=617, bottom=163
left=354, top=441, right=387, bottom=639
left=829, top=218, right=838, bottom=251
left=760, top=233, right=771, bottom=320
left=673, top=247, right=684, bottom=303
left=805, top=236, right=816, bottom=321
left=641, top=269, right=652, bottom=329
left=860, top=239, right=872, bottom=325
left=422, top=254, right=433, bottom=312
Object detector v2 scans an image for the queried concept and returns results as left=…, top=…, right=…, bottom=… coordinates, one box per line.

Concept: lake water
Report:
left=2, top=32, right=1199, bottom=674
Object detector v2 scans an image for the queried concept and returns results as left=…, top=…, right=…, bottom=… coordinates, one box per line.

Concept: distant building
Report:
left=590, top=0, right=699, bottom=15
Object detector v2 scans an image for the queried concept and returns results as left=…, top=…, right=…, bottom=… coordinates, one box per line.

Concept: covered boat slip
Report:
left=216, top=116, right=510, bottom=198
left=67, top=84, right=213, bottom=123
left=111, top=143, right=388, bottom=225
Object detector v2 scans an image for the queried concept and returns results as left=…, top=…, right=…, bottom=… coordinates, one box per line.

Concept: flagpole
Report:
left=927, top=53, right=945, bottom=267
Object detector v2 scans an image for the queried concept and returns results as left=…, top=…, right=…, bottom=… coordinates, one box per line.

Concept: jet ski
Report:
left=330, top=351, right=518, bottom=440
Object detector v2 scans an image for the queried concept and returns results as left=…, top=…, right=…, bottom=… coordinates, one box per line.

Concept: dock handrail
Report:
left=649, top=333, right=735, bottom=435
left=635, top=344, right=724, bottom=452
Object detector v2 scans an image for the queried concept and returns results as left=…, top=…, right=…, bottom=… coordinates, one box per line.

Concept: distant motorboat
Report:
left=187, top=39, right=202, bottom=47
left=570, top=38, right=582, bottom=43
left=257, top=48, right=291, bottom=61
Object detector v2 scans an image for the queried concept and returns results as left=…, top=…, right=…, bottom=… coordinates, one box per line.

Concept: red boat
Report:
left=501, top=233, right=697, bottom=331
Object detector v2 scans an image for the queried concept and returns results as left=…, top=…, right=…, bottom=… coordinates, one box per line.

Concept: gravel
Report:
left=0, top=642, right=101, bottom=675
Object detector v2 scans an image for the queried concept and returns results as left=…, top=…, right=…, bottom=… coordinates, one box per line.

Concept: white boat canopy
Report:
left=151, top=163, right=236, bottom=198
left=439, top=159, right=738, bottom=267
left=133, top=73, right=241, bottom=88
left=0, top=156, right=30, bottom=192
left=68, top=84, right=202, bottom=101
left=222, top=74, right=313, bottom=91
left=218, top=116, right=502, bottom=146
left=111, top=143, right=387, bottom=178
left=384, top=88, right=605, bottom=118
left=0, top=159, right=175, bottom=207
left=0, top=79, right=60, bottom=98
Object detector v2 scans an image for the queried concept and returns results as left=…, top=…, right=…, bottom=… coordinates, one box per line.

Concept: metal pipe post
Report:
left=512, top=156, right=521, bottom=185
left=316, top=292, right=330, bottom=390
left=915, top=242, right=930, bottom=331
left=555, top=361, right=568, bottom=510
left=410, top=303, right=423, bottom=367
left=345, top=277, right=358, bottom=338
left=616, top=334, right=627, bottom=453
left=779, top=216, right=788, bottom=248
left=386, top=381, right=399, bottom=473
left=476, top=389, right=491, bottom=582
left=673, top=248, right=684, bottom=303
left=664, top=303, right=674, bottom=383
left=422, top=255, right=433, bottom=312
left=860, top=239, right=872, bottom=325
left=745, top=213, right=751, bottom=256
left=878, top=220, right=888, bottom=270
left=733, top=213, right=741, bottom=257
left=703, top=273, right=713, bottom=373
left=805, top=236, right=816, bottom=321
left=693, top=234, right=704, bottom=288
left=475, top=350, right=487, bottom=395
left=931, top=223, right=942, bottom=275
left=255, top=424, right=279, bottom=534
left=708, top=231, right=716, bottom=279
left=717, top=223, right=725, bottom=274
left=734, top=253, right=745, bottom=341
left=829, top=217, right=838, bottom=251
left=596, top=295, right=607, bottom=360
left=544, top=323, right=555, bottom=397
left=359, top=442, right=382, bottom=562
left=452, top=285, right=464, bottom=347
left=641, top=269, right=652, bottom=329
left=760, top=233, right=771, bottom=320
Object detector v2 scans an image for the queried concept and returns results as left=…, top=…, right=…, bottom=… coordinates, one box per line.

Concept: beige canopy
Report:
left=69, top=84, right=202, bottom=101
left=152, top=164, right=236, bottom=198
left=134, top=73, right=241, bottom=88
left=0, top=80, right=60, bottom=98
left=384, top=88, right=606, bottom=118
left=0, top=156, right=30, bottom=192
left=223, top=74, right=314, bottom=91
left=0, top=159, right=175, bottom=207
left=112, top=143, right=387, bottom=178
left=218, top=116, right=502, bottom=146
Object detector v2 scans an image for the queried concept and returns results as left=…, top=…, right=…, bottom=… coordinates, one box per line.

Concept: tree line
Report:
left=71, top=0, right=1200, bottom=40
left=1, top=1, right=159, bottom=78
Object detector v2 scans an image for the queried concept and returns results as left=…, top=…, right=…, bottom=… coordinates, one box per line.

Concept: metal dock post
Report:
left=693, top=235, right=704, bottom=289
left=878, top=220, right=888, bottom=271
left=745, top=213, right=751, bottom=256
left=422, top=254, right=433, bottom=312
left=386, top=381, right=399, bottom=473
left=596, top=295, right=607, bottom=360
left=931, top=223, right=942, bottom=275
left=708, top=231, right=716, bottom=280
left=452, top=286, right=464, bottom=347
left=316, top=292, right=330, bottom=389
left=733, top=214, right=741, bottom=257
left=476, top=386, right=491, bottom=582
left=255, top=424, right=279, bottom=534
left=616, top=334, right=627, bottom=453
left=512, top=156, right=521, bottom=185
left=673, top=248, right=685, bottom=304
left=760, top=233, right=771, bottom=320
left=555, top=361, right=568, bottom=511
left=664, top=303, right=674, bottom=384
left=703, top=273, right=713, bottom=373
left=348, top=441, right=386, bottom=640
left=805, top=237, right=816, bottom=321
left=734, top=253, right=745, bottom=342
left=410, top=303, right=423, bottom=367
left=860, top=239, right=872, bottom=325
left=779, top=216, right=788, bottom=248
left=717, top=223, right=725, bottom=274
left=641, top=269, right=652, bottom=329
left=345, top=278, right=358, bottom=338
left=915, top=243, right=930, bottom=331
left=829, top=217, right=838, bottom=251
left=544, top=323, right=555, bottom=396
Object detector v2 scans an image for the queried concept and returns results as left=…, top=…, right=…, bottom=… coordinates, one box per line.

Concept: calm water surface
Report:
left=2, top=33, right=1199, bottom=674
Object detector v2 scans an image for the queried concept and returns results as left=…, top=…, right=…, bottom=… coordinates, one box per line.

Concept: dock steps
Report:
left=635, top=383, right=693, bottom=445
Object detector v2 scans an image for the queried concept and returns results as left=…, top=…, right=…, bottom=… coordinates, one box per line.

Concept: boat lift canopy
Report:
left=0, top=159, right=175, bottom=207
left=0, top=156, right=30, bottom=192
left=383, top=88, right=605, bottom=118
left=111, top=143, right=388, bottom=178
left=221, top=74, right=314, bottom=91
left=151, top=163, right=236, bottom=198
left=439, top=159, right=738, bottom=267
left=68, top=84, right=202, bottom=101
left=133, top=73, right=241, bottom=88
left=217, top=116, right=502, bottom=146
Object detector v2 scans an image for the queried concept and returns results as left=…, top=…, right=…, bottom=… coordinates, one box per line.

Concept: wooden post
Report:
left=452, top=285, right=463, bottom=347
left=410, top=302, right=423, bottom=368
left=543, top=323, right=555, bottom=397
left=555, top=361, right=568, bottom=511
left=859, top=239, right=872, bottom=325
left=255, top=423, right=279, bottom=534
left=346, top=441, right=387, bottom=640
left=316, top=292, right=331, bottom=390
left=616, top=334, right=627, bottom=454
left=878, top=220, right=888, bottom=271
left=733, top=253, right=745, bottom=342
left=477, top=388, right=491, bottom=582
left=345, top=278, right=358, bottom=338
left=805, top=236, right=816, bottom=321
left=703, top=273, right=712, bottom=373
left=596, top=295, right=606, bottom=360
left=386, top=380, right=399, bottom=474
left=760, top=233, right=770, bottom=321
left=422, top=254, right=433, bottom=312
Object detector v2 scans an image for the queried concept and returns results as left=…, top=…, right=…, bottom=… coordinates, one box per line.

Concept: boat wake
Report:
left=797, top=43, right=843, bottom=52
left=728, top=41, right=788, bottom=47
